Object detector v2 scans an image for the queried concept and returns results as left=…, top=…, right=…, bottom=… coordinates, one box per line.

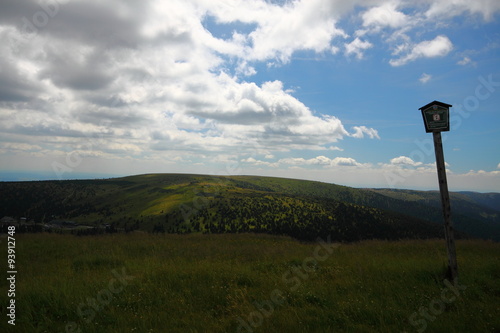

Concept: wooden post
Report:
left=432, top=131, right=458, bottom=282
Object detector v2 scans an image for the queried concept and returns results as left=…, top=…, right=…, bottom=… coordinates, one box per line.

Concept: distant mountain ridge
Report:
left=456, top=191, right=500, bottom=212
left=0, top=174, right=498, bottom=241
left=365, top=188, right=500, bottom=241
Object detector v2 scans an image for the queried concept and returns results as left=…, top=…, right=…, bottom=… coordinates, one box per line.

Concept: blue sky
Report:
left=0, top=0, right=499, bottom=192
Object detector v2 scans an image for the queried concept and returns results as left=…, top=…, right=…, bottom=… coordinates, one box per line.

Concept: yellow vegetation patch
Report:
left=163, top=183, right=191, bottom=190
left=140, top=194, right=184, bottom=216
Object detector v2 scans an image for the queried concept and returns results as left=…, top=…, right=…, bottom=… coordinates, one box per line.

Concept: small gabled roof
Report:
left=419, top=100, right=452, bottom=111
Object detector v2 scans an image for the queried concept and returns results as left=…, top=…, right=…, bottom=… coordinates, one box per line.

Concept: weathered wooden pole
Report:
left=432, top=131, right=458, bottom=282
left=419, top=101, right=458, bottom=283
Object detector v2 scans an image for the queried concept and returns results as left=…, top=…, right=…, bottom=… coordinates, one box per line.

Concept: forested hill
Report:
left=0, top=174, right=498, bottom=241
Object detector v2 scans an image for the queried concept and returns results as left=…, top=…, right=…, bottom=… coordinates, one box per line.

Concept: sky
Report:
left=0, top=0, right=499, bottom=192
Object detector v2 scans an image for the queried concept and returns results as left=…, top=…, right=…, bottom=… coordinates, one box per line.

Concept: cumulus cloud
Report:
left=185, top=77, right=353, bottom=151
left=424, top=0, right=500, bottom=21
left=239, top=154, right=369, bottom=169
left=196, top=0, right=349, bottom=64
left=419, top=73, right=432, bottom=84
left=380, top=156, right=451, bottom=175
left=390, top=156, right=423, bottom=167
left=457, top=56, right=473, bottom=66
left=351, top=126, right=380, bottom=139
left=241, top=157, right=278, bottom=167
left=245, top=155, right=367, bottom=168
left=2, top=0, right=375, bottom=162
left=245, top=1, right=348, bottom=63
left=362, top=2, right=408, bottom=29
left=390, top=35, right=453, bottom=66
left=345, top=37, right=373, bottom=59
left=332, top=157, right=363, bottom=167
left=279, top=156, right=332, bottom=166
left=1, top=0, right=499, bottom=180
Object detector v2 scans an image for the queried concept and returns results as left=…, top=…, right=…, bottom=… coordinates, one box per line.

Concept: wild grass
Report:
left=0, top=233, right=498, bottom=332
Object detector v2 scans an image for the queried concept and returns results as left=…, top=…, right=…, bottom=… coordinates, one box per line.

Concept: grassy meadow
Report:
left=0, top=233, right=499, bottom=332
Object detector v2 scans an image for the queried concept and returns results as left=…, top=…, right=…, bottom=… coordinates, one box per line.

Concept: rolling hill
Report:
left=0, top=174, right=498, bottom=241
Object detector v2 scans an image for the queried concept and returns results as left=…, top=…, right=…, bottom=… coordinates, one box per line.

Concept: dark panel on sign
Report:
left=419, top=100, right=452, bottom=133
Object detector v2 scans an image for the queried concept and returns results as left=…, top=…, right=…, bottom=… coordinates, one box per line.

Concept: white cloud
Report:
left=419, top=73, right=432, bottom=84
left=242, top=155, right=367, bottom=168
left=279, top=156, right=329, bottom=166
left=185, top=77, right=354, bottom=151
left=379, top=156, right=452, bottom=179
left=457, top=56, right=472, bottom=66
left=465, top=169, right=500, bottom=176
left=362, top=2, right=408, bottom=29
left=241, top=157, right=278, bottom=167
left=331, top=157, right=362, bottom=167
left=450, top=169, right=500, bottom=191
left=277, top=155, right=366, bottom=167
left=390, top=35, right=453, bottom=66
left=331, top=46, right=340, bottom=55
left=390, top=156, right=423, bottom=167
left=200, top=0, right=348, bottom=64
left=425, top=0, right=500, bottom=21
left=1, top=0, right=499, bottom=189
left=497, top=163, right=500, bottom=169
left=345, top=37, right=373, bottom=59
left=351, top=126, right=380, bottom=139
left=1, top=3, right=372, bottom=160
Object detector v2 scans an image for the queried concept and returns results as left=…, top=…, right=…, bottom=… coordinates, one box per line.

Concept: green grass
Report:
left=0, top=233, right=499, bottom=333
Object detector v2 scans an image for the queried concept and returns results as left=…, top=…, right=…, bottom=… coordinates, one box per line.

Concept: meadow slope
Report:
left=2, top=174, right=498, bottom=241
left=0, top=233, right=498, bottom=332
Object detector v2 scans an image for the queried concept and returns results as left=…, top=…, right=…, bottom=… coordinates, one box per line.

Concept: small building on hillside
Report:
left=1, top=216, right=18, bottom=225
left=47, top=220, right=79, bottom=228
